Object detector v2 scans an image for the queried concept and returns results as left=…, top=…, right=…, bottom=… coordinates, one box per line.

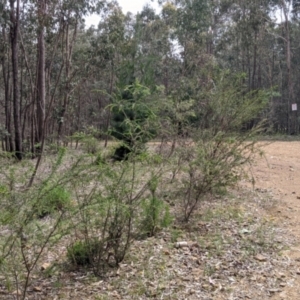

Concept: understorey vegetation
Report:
left=0, top=69, right=277, bottom=299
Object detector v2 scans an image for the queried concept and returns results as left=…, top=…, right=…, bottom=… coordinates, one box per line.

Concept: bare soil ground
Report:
left=244, top=141, right=300, bottom=299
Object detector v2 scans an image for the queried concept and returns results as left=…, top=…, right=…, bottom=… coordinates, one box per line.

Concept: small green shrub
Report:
left=140, top=176, right=173, bottom=236
left=83, top=137, right=98, bottom=154
left=37, top=186, right=71, bottom=218
left=67, top=239, right=101, bottom=266
left=141, top=197, right=172, bottom=236
left=94, top=152, right=107, bottom=165
left=0, top=184, right=9, bottom=196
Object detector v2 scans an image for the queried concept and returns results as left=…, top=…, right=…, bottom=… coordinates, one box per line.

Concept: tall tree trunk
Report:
left=1, top=28, right=13, bottom=152
left=10, top=0, right=22, bottom=160
left=57, top=19, right=78, bottom=142
left=36, top=0, right=46, bottom=147
left=281, top=0, right=293, bottom=133
left=57, top=21, right=70, bottom=142
left=28, top=0, right=46, bottom=187
left=104, top=61, right=114, bottom=147
left=2, top=58, right=13, bottom=152
left=252, top=32, right=257, bottom=90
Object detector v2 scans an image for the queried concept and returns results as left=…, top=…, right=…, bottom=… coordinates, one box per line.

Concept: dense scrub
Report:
left=0, top=72, right=271, bottom=298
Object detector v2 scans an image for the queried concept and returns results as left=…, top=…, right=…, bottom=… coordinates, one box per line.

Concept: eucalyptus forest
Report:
left=1, top=1, right=300, bottom=299
left=1, top=0, right=300, bottom=157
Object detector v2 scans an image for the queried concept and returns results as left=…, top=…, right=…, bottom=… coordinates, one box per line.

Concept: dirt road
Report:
left=250, top=141, right=300, bottom=299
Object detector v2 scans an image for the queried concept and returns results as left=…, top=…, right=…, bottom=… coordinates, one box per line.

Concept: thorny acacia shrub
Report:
left=168, top=71, right=269, bottom=221
left=68, top=150, right=166, bottom=275
left=196, top=71, right=270, bottom=132
left=174, top=137, right=260, bottom=222
left=0, top=149, right=74, bottom=299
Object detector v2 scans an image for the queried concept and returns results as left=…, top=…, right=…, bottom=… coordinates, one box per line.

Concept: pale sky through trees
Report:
left=85, top=0, right=160, bottom=27
left=118, top=0, right=159, bottom=14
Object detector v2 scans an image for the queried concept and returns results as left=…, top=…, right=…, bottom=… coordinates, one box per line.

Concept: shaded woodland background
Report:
left=1, top=0, right=300, bottom=159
